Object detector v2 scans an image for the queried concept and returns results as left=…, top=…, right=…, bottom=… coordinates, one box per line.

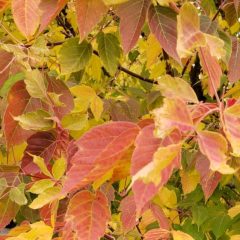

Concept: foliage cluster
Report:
left=0, top=0, right=240, bottom=239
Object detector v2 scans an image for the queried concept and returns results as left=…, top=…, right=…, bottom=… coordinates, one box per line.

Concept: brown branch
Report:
left=93, top=50, right=157, bottom=84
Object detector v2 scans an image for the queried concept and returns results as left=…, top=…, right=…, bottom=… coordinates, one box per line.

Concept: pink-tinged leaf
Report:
left=63, top=190, right=110, bottom=240
left=3, top=81, right=43, bottom=146
left=21, top=132, right=57, bottom=174
left=132, top=180, right=158, bottom=216
left=150, top=204, right=170, bottom=230
left=0, top=196, right=19, bottom=230
left=234, top=0, right=239, bottom=12
left=131, top=125, right=181, bottom=213
left=190, top=102, right=218, bottom=125
left=116, top=0, right=150, bottom=53
left=0, top=51, right=15, bottom=87
left=197, top=130, right=233, bottom=173
left=38, top=0, right=68, bottom=34
left=148, top=4, right=180, bottom=62
left=195, top=153, right=221, bottom=200
left=12, top=0, right=40, bottom=39
left=63, top=122, right=140, bottom=194
left=228, top=37, right=240, bottom=83
left=144, top=228, right=170, bottom=240
left=120, top=195, right=137, bottom=232
left=100, top=183, right=115, bottom=204
left=177, top=2, right=206, bottom=59
left=223, top=102, right=240, bottom=155
left=199, top=47, right=222, bottom=97
left=153, top=98, right=193, bottom=138
left=75, top=0, right=107, bottom=40
left=47, top=78, right=74, bottom=119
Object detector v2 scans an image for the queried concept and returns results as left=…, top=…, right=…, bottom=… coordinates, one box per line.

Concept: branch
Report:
left=93, top=50, right=157, bottom=84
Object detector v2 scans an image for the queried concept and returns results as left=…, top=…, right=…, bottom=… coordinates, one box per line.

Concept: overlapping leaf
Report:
left=153, top=98, right=193, bottom=138
left=117, top=0, right=150, bottom=53
left=148, top=4, right=180, bottom=62
left=197, top=130, right=234, bottom=173
left=75, top=0, right=107, bottom=40
left=157, top=75, right=198, bottom=103
left=63, top=122, right=140, bottom=193
left=195, top=152, right=221, bottom=200
left=63, top=190, right=110, bottom=240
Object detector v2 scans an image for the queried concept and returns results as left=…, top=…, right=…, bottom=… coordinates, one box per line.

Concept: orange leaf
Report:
left=75, top=0, right=107, bottom=40
left=63, top=190, right=110, bottom=240
left=12, top=0, right=40, bottom=39
left=63, top=122, right=140, bottom=194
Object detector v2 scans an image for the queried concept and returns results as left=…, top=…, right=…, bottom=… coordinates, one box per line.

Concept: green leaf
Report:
left=52, top=157, right=67, bottom=180
left=61, top=112, right=88, bottom=131
left=13, top=110, right=54, bottom=131
left=192, top=206, right=209, bottom=227
left=29, top=186, right=61, bottom=209
left=97, top=32, right=121, bottom=75
left=28, top=179, right=55, bottom=194
left=9, top=183, right=27, bottom=206
left=59, top=38, right=93, bottom=74
left=24, top=70, right=47, bottom=99
left=0, top=72, right=24, bottom=97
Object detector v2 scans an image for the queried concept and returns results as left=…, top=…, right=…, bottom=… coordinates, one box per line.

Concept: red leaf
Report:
left=131, top=125, right=181, bottom=213
left=38, top=0, right=68, bottom=35
left=0, top=50, right=20, bottom=88
left=21, top=132, right=57, bottom=174
left=228, top=37, right=240, bottom=83
left=3, top=81, right=43, bottom=146
left=148, top=4, right=180, bottom=63
left=75, top=0, right=107, bottom=40
left=47, top=78, right=74, bottom=120
left=63, top=190, right=110, bottom=240
left=195, top=153, right=221, bottom=200
left=63, top=122, right=140, bottom=193
left=199, top=47, right=222, bottom=97
left=120, top=195, right=137, bottom=232
left=116, top=0, right=150, bottom=53
left=12, top=0, right=40, bottom=39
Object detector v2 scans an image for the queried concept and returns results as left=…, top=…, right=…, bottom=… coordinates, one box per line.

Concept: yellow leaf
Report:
left=70, top=85, right=96, bottom=100
left=29, top=187, right=61, bottom=209
left=90, top=95, right=103, bottom=120
left=32, top=155, right=52, bottom=178
left=103, top=0, right=129, bottom=5
left=180, top=169, right=200, bottom=194
left=92, top=169, right=113, bottom=190
left=172, top=230, right=194, bottom=240
left=154, top=187, right=177, bottom=209
left=28, top=179, right=55, bottom=194
left=52, top=157, right=67, bottom=180
left=230, top=235, right=240, bottom=240
left=146, top=34, right=162, bottom=67
left=7, top=221, right=53, bottom=240
left=228, top=203, right=240, bottom=218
